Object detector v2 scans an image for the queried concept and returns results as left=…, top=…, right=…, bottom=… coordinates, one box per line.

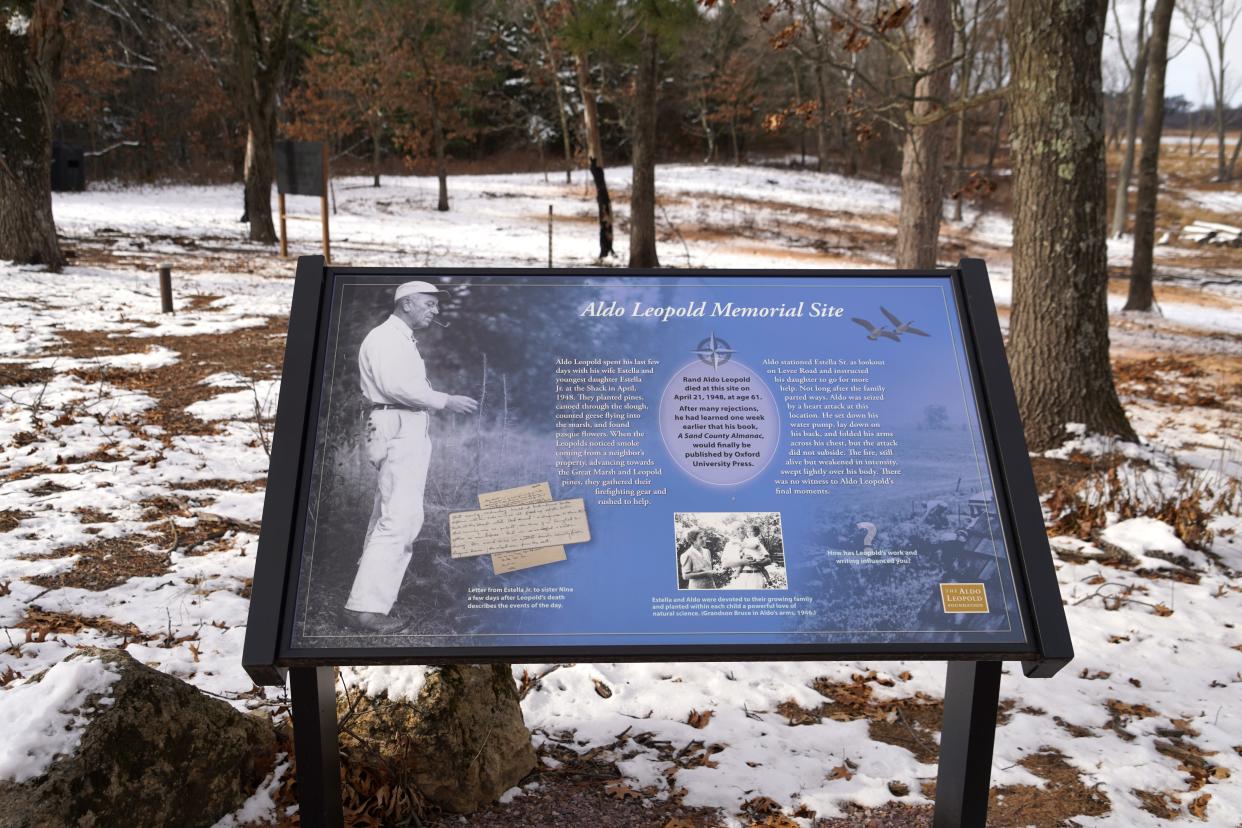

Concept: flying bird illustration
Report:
left=880, top=306, right=930, bottom=337
left=851, top=317, right=901, bottom=341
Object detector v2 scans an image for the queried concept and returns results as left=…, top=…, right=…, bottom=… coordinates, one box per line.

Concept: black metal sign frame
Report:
left=242, top=256, right=1073, bottom=828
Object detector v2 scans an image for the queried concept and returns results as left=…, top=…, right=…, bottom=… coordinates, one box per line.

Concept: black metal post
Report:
left=158, top=264, right=173, bottom=314
left=289, top=666, right=343, bottom=828
left=933, top=660, right=1002, bottom=827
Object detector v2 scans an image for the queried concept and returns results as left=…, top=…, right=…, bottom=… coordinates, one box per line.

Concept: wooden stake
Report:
left=158, top=264, right=174, bottom=314
left=548, top=204, right=553, bottom=268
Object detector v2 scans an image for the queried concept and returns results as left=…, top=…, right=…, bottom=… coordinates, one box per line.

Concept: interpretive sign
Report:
left=274, top=141, right=330, bottom=261
left=275, top=140, right=325, bottom=197
left=243, top=257, right=1072, bottom=828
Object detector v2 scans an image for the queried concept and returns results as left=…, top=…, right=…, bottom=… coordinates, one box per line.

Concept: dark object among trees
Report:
left=50, top=141, right=85, bottom=192
left=1126, top=0, right=1177, bottom=312
left=0, top=0, right=65, bottom=271
left=1006, top=0, right=1136, bottom=449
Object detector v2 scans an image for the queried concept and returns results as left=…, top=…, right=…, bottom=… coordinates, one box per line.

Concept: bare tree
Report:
left=0, top=0, right=65, bottom=270
left=1109, top=0, right=1151, bottom=237
left=574, top=51, right=615, bottom=258
left=1126, top=0, right=1178, bottom=312
left=225, top=0, right=296, bottom=244
left=529, top=0, right=574, bottom=184
left=1181, top=0, right=1241, bottom=181
left=1007, top=0, right=1136, bottom=448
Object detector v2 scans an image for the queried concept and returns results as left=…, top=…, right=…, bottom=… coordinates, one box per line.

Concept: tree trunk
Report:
left=1007, top=0, right=1136, bottom=448
left=371, top=122, right=382, bottom=187
left=589, top=157, right=614, bottom=259
left=628, top=29, right=659, bottom=268
left=1213, top=64, right=1226, bottom=181
left=791, top=57, right=807, bottom=166
left=984, top=100, right=1005, bottom=179
left=895, top=0, right=954, bottom=269
left=0, top=0, right=65, bottom=271
left=575, top=52, right=613, bottom=258
left=729, top=115, right=740, bottom=165
left=1126, top=0, right=1175, bottom=312
left=698, top=91, right=716, bottom=162
left=242, top=114, right=277, bottom=243
left=1226, top=129, right=1242, bottom=181
left=225, top=0, right=293, bottom=245
left=811, top=60, right=830, bottom=172
left=951, top=107, right=967, bottom=222
left=1110, top=4, right=1148, bottom=239
left=429, top=87, right=449, bottom=212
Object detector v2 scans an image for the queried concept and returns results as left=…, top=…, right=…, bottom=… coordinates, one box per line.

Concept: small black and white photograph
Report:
left=674, top=512, right=787, bottom=590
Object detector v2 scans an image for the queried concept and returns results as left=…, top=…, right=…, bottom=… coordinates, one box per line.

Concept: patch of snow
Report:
left=342, top=666, right=435, bottom=702
left=210, top=756, right=291, bottom=828
left=0, top=656, right=121, bottom=783
left=1101, top=517, right=1207, bottom=570
left=185, top=382, right=279, bottom=421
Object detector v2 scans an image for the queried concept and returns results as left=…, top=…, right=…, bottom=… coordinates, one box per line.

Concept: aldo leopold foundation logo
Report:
left=939, top=583, right=989, bottom=613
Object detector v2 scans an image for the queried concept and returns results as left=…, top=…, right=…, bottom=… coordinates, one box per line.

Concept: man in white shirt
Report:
left=344, top=281, right=479, bottom=634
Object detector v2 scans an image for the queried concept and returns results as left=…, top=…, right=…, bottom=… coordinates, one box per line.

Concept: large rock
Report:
left=339, top=665, right=536, bottom=814
left=0, top=648, right=276, bottom=828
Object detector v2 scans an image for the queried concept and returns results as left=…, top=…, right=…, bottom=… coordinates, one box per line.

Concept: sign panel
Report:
left=281, top=271, right=1037, bottom=656
left=275, top=140, right=325, bottom=197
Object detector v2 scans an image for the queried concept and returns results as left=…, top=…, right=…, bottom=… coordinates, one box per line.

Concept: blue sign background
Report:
left=290, top=274, right=1031, bottom=650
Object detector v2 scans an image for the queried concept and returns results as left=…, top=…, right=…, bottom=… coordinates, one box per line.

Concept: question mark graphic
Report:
left=856, top=522, right=877, bottom=551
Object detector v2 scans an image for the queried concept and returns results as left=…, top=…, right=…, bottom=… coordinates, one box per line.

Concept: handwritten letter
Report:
left=450, top=498, right=590, bottom=558
left=478, top=482, right=568, bottom=574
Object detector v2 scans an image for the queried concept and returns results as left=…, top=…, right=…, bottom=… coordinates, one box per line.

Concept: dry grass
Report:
left=986, top=749, right=1111, bottom=826
left=24, top=535, right=170, bottom=591
left=51, top=316, right=286, bottom=440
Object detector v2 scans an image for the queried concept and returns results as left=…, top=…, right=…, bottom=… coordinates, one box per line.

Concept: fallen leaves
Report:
left=1189, top=792, right=1211, bottom=819
left=686, top=708, right=714, bottom=729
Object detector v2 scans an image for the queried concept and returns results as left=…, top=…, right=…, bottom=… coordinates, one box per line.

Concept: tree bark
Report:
left=1110, top=1, right=1148, bottom=239
left=1007, top=0, right=1136, bottom=449
left=0, top=0, right=65, bottom=271
left=431, top=91, right=449, bottom=212
left=225, top=0, right=294, bottom=245
left=811, top=61, right=830, bottom=172
left=371, top=120, right=382, bottom=187
left=1126, top=0, right=1175, bottom=312
left=895, top=0, right=954, bottom=269
left=575, top=52, right=613, bottom=258
left=628, top=29, right=659, bottom=268
left=242, top=120, right=276, bottom=242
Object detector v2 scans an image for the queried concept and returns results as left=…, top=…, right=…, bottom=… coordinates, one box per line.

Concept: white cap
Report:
left=394, top=281, right=451, bottom=302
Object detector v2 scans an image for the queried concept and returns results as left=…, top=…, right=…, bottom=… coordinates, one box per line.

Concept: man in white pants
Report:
left=344, top=281, right=478, bottom=634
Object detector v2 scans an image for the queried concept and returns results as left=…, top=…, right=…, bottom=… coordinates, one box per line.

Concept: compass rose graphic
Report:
left=693, top=332, right=734, bottom=369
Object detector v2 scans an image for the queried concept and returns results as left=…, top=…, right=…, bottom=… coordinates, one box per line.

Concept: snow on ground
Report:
left=1, top=166, right=1241, bottom=825
left=0, top=655, right=120, bottom=784
left=1181, top=188, right=1242, bottom=216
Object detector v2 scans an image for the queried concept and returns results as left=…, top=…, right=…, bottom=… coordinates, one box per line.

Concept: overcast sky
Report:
left=1106, top=1, right=1242, bottom=109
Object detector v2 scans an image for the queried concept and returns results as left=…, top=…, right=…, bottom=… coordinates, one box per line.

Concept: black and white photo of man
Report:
left=343, top=281, right=480, bottom=633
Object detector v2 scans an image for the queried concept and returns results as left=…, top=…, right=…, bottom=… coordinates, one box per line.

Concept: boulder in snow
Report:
left=0, top=648, right=276, bottom=828
left=338, top=664, right=536, bottom=814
